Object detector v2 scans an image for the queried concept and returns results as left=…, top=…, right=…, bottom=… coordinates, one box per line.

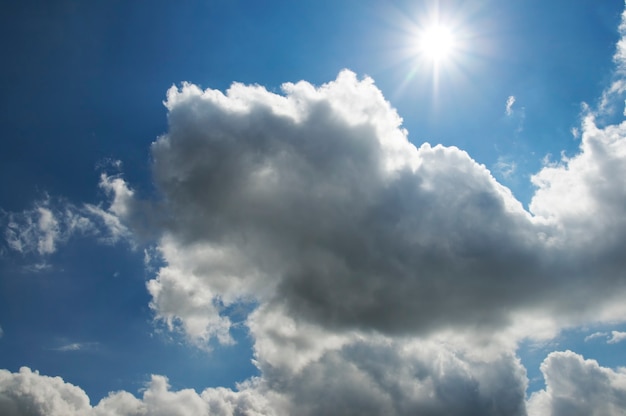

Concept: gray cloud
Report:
left=138, top=69, right=626, bottom=347
left=253, top=336, right=528, bottom=416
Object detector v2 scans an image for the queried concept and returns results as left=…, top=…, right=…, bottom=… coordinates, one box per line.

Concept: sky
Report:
left=2, top=0, right=626, bottom=414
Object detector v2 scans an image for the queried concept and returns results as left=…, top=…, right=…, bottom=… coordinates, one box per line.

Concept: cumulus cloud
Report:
left=0, top=367, right=274, bottom=416
left=133, top=67, right=626, bottom=350
left=527, top=351, right=626, bottom=416
left=0, top=342, right=529, bottom=416
left=0, top=367, right=92, bottom=416
left=61, top=64, right=625, bottom=414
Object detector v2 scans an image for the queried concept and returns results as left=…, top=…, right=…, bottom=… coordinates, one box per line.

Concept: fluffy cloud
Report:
left=0, top=367, right=273, bottom=416
left=72, top=64, right=626, bottom=414
left=250, top=335, right=528, bottom=416
left=0, top=367, right=91, bottom=416
left=527, top=351, right=626, bottom=416
left=135, top=67, right=626, bottom=350
left=0, top=340, right=529, bottom=416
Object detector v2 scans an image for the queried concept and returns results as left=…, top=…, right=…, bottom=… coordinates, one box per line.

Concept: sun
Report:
left=418, top=24, right=455, bottom=63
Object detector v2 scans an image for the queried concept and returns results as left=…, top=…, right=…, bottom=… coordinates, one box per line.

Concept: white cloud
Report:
left=4, top=200, right=70, bottom=255
left=52, top=342, right=99, bottom=352
left=584, top=331, right=608, bottom=342
left=0, top=367, right=274, bottom=416
left=506, top=95, right=516, bottom=116
left=2, top=175, right=135, bottom=257
left=0, top=367, right=92, bottom=416
left=599, top=6, right=626, bottom=116
left=0, top=325, right=3, bottom=339
left=584, top=331, right=626, bottom=344
left=527, top=351, right=626, bottom=416
left=608, top=331, right=626, bottom=344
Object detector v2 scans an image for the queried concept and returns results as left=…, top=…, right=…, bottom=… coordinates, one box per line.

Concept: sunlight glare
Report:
left=419, top=24, right=455, bottom=63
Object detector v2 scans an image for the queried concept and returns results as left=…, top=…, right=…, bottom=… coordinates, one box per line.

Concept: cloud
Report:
left=506, top=95, right=516, bottom=116
left=130, top=67, right=626, bottom=351
left=527, top=351, right=626, bottom=416
left=0, top=341, right=529, bottom=416
left=4, top=199, right=78, bottom=255
left=52, top=342, right=100, bottom=352
left=0, top=367, right=91, bottom=416
left=0, top=367, right=273, bottom=416
left=608, top=331, right=626, bottom=344
left=599, top=6, right=626, bottom=116
left=584, top=331, right=626, bottom=344
left=0, top=325, right=3, bottom=339
left=494, top=156, right=517, bottom=179
left=2, top=174, right=133, bottom=257
left=584, top=331, right=608, bottom=342
left=245, top=304, right=530, bottom=415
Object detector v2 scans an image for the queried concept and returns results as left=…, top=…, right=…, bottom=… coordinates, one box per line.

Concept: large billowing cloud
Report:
left=144, top=67, right=626, bottom=348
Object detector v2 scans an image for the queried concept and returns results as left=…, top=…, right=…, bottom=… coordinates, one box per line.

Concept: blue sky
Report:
left=2, top=1, right=626, bottom=414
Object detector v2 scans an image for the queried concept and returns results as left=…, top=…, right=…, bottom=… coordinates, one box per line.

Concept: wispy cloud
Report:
left=52, top=342, right=99, bottom=352
left=494, top=156, right=517, bottom=179
left=1, top=173, right=134, bottom=258
left=505, top=95, right=516, bottom=116
left=583, top=330, right=626, bottom=344
left=584, top=331, right=608, bottom=342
